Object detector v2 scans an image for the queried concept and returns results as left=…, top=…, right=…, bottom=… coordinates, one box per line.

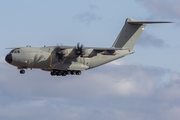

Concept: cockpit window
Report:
left=9, top=49, right=20, bottom=54
left=10, top=49, right=15, bottom=53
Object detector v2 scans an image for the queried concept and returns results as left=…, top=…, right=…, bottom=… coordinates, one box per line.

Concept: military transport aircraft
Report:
left=5, top=18, right=171, bottom=76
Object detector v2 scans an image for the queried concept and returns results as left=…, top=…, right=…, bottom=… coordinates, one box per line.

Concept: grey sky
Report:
left=74, top=4, right=101, bottom=24
left=136, top=0, right=180, bottom=20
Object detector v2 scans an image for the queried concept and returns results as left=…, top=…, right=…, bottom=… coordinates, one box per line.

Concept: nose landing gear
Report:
left=18, top=67, right=27, bottom=74
left=20, top=69, right=25, bottom=74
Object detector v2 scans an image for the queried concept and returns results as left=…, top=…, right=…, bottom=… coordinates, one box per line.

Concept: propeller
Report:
left=76, top=43, right=84, bottom=57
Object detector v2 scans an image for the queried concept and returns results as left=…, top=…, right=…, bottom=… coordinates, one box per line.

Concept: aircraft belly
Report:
left=68, top=63, right=89, bottom=70
left=51, top=62, right=89, bottom=70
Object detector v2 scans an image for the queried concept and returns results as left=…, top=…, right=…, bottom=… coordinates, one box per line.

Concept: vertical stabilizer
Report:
left=112, top=18, right=171, bottom=50
left=112, top=18, right=146, bottom=50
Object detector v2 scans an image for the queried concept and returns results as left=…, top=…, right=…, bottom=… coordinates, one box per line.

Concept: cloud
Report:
left=1, top=59, right=180, bottom=120
left=74, top=12, right=101, bottom=24
left=135, top=0, right=180, bottom=20
left=74, top=4, right=101, bottom=24
left=137, top=33, right=167, bottom=47
left=0, top=60, right=167, bottom=99
left=158, top=71, right=180, bottom=100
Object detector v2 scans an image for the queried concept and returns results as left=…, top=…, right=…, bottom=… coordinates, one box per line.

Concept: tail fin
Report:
left=112, top=18, right=171, bottom=50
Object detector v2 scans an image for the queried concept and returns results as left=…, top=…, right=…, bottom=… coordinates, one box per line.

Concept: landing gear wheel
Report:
left=76, top=71, right=81, bottom=75
left=67, top=71, right=71, bottom=75
left=56, top=71, right=61, bottom=76
left=50, top=71, right=54, bottom=76
left=50, top=70, right=82, bottom=76
left=62, top=71, right=67, bottom=76
left=71, top=71, right=76, bottom=75
left=20, top=69, right=25, bottom=74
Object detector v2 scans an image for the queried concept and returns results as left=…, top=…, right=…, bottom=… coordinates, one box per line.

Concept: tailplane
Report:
left=112, top=18, right=171, bottom=50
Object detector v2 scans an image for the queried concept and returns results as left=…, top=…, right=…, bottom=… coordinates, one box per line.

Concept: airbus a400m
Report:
left=5, top=18, right=171, bottom=76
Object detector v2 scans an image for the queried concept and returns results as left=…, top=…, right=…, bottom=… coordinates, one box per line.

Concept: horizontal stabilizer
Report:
left=126, top=18, right=172, bottom=25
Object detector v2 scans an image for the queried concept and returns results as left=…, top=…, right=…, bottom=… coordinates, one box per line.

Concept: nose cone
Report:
left=5, top=54, right=12, bottom=64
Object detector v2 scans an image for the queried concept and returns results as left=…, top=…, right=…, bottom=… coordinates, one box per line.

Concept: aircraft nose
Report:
left=5, top=54, right=12, bottom=64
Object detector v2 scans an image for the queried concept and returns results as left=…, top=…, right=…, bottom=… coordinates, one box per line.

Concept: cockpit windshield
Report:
left=9, top=48, right=20, bottom=54
left=9, top=49, right=14, bottom=53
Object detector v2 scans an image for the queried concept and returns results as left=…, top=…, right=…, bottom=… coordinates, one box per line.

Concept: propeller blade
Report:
left=77, top=42, right=80, bottom=49
left=76, top=42, right=84, bottom=56
left=80, top=44, right=83, bottom=49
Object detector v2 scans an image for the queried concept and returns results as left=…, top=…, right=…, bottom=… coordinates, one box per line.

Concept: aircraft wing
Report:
left=89, top=47, right=122, bottom=52
left=48, top=45, right=123, bottom=52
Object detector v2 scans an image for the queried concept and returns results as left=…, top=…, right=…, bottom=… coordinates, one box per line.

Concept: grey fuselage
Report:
left=6, top=46, right=134, bottom=72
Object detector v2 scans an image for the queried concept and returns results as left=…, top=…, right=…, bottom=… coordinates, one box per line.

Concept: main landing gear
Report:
left=50, top=70, right=81, bottom=76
